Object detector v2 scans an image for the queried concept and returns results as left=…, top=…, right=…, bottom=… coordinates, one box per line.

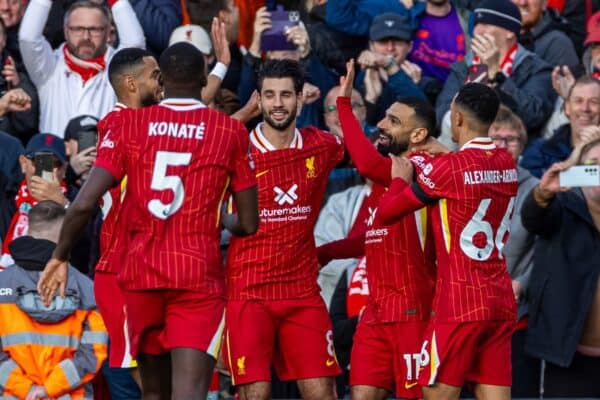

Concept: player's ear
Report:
left=410, top=127, right=428, bottom=144
left=125, top=75, right=136, bottom=93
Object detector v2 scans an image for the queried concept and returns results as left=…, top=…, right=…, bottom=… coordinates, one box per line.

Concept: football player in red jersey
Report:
left=38, top=43, right=259, bottom=400
left=335, top=60, right=437, bottom=400
left=224, top=59, right=344, bottom=400
left=376, top=82, right=518, bottom=400
left=94, top=47, right=161, bottom=383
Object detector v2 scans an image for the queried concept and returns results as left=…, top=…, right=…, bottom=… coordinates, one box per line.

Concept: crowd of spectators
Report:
left=0, top=0, right=598, bottom=398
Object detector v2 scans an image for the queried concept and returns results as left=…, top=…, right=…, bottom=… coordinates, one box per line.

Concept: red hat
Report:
left=585, top=11, right=600, bottom=46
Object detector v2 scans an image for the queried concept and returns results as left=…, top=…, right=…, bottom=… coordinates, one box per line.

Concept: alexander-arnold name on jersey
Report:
left=259, top=184, right=311, bottom=223
left=148, top=121, right=206, bottom=140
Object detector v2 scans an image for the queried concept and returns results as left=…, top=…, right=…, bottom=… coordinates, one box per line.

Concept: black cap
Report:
left=369, top=12, right=413, bottom=42
left=473, top=0, right=522, bottom=36
left=64, top=115, right=99, bottom=141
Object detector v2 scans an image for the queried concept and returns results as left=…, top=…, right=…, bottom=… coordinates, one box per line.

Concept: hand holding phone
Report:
left=34, top=152, right=55, bottom=182
left=78, top=129, right=98, bottom=153
left=260, top=5, right=300, bottom=52
left=559, top=165, right=600, bottom=187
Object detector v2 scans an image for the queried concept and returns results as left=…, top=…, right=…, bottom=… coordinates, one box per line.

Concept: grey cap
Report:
left=369, top=12, right=412, bottom=42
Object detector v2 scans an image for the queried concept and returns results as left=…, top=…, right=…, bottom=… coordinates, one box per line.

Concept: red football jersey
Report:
left=95, top=98, right=256, bottom=292
left=226, top=124, right=344, bottom=300
left=96, top=103, right=127, bottom=274
left=412, top=138, right=518, bottom=322
left=361, top=182, right=437, bottom=324
left=336, top=96, right=437, bottom=323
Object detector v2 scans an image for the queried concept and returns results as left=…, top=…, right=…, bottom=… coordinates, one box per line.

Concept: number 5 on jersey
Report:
left=148, top=151, right=192, bottom=219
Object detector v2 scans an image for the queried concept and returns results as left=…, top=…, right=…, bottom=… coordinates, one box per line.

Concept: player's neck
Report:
left=260, top=122, right=297, bottom=150
left=163, top=89, right=202, bottom=102
left=117, top=95, right=140, bottom=109
left=458, top=132, right=487, bottom=148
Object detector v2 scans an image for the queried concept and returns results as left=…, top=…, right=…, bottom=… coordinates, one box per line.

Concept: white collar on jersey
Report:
left=460, top=137, right=496, bottom=151
left=159, top=98, right=206, bottom=111
left=250, top=122, right=303, bottom=153
left=113, top=102, right=127, bottom=111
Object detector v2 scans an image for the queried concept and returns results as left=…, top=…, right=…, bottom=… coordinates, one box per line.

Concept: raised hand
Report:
left=249, top=6, right=272, bottom=57
left=551, top=65, right=575, bottom=100
left=211, top=17, right=230, bottom=66
left=339, top=59, right=356, bottom=98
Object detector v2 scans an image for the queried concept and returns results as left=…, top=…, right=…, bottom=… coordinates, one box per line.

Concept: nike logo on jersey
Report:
left=404, top=381, right=419, bottom=389
left=326, top=359, right=336, bottom=367
left=256, top=170, right=270, bottom=178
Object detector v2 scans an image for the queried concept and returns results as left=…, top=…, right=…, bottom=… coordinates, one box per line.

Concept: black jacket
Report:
left=521, top=188, right=600, bottom=367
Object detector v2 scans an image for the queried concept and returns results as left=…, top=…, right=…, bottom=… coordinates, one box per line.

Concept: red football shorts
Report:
left=350, top=320, right=428, bottom=399
left=94, top=271, right=134, bottom=368
left=224, top=296, right=341, bottom=385
left=418, top=321, right=515, bottom=388
left=123, top=289, right=225, bottom=359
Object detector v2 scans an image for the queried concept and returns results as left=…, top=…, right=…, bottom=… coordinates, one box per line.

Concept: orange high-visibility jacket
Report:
left=0, top=265, right=107, bottom=399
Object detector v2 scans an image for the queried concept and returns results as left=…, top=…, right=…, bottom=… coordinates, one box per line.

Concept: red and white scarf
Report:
left=472, top=43, right=518, bottom=78
left=63, top=45, right=106, bottom=83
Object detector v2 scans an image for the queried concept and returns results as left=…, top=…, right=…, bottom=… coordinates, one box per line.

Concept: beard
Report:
left=69, top=40, right=104, bottom=60
left=375, top=130, right=409, bottom=156
left=262, top=107, right=298, bottom=131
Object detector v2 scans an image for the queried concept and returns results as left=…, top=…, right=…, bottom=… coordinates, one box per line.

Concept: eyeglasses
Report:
left=325, top=103, right=365, bottom=113
left=490, top=135, right=520, bottom=145
left=67, top=26, right=106, bottom=37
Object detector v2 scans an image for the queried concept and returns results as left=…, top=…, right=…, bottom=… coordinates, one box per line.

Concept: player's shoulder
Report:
left=300, top=126, right=342, bottom=147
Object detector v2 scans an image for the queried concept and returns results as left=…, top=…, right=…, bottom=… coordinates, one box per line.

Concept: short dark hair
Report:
left=454, top=83, right=500, bottom=126
left=185, top=0, right=228, bottom=33
left=108, top=47, right=153, bottom=88
left=159, top=42, right=206, bottom=90
left=28, top=201, right=65, bottom=234
left=566, top=75, right=600, bottom=101
left=64, top=1, right=110, bottom=27
left=257, top=59, right=304, bottom=94
left=397, top=96, right=437, bottom=138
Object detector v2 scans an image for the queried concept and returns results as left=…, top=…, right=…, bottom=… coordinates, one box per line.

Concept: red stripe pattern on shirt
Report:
left=94, top=99, right=256, bottom=291
left=227, top=125, right=344, bottom=300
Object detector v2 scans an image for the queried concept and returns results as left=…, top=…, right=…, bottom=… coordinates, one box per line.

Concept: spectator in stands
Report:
left=18, top=0, right=145, bottom=137
left=0, top=19, right=40, bottom=145
left=521, top=134, right=600, bottom=398
left=325, top=0, right=422, bottom=37
left=436, top=0, right=555, bottom=147
left=0, top=0, right=26, bottom=67
left=357, top=13, right=426, bottom=125
left=329, top=256, right=368, bottom=398
left=239, top=6, right=336, bottom=129
left=489, top=106, right=540, bottom=397
left=322, top=85, right=372, bottom=197
left=546, top=0, right=587, bottom=57
left=408, top=0, right=469, bottom=101
left=63, top=115, right=97, bottom=186
left=185, top=0, right=241, bottom=93
left=1, top=133, right=67, bottom=268
left=0, top=131, right=23, bottom=241
left=522, top=76, right=600, bottom=178
left=0, top=200, right=107, bottom=400
left=128, top=0, right=180, bottom=57
left=513, top=0, right=579, bottom=67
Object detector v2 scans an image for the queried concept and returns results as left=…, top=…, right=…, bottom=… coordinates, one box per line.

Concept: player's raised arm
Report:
left=38, top=167, right=116, bottom=305
left=337, top=59, right=392, bottom=186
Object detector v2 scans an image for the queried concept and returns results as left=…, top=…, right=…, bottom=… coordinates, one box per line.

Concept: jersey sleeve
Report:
left=413, top=153, right=456, bottom=200
left=336, top=96, right=392, bottom=186
left=94, top=117, right=126, bottom=183
left=229, top=122, right=257, bottom=193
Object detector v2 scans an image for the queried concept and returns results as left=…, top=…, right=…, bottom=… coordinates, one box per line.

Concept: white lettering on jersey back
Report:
left=148, top=121, right=205, bottom=140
